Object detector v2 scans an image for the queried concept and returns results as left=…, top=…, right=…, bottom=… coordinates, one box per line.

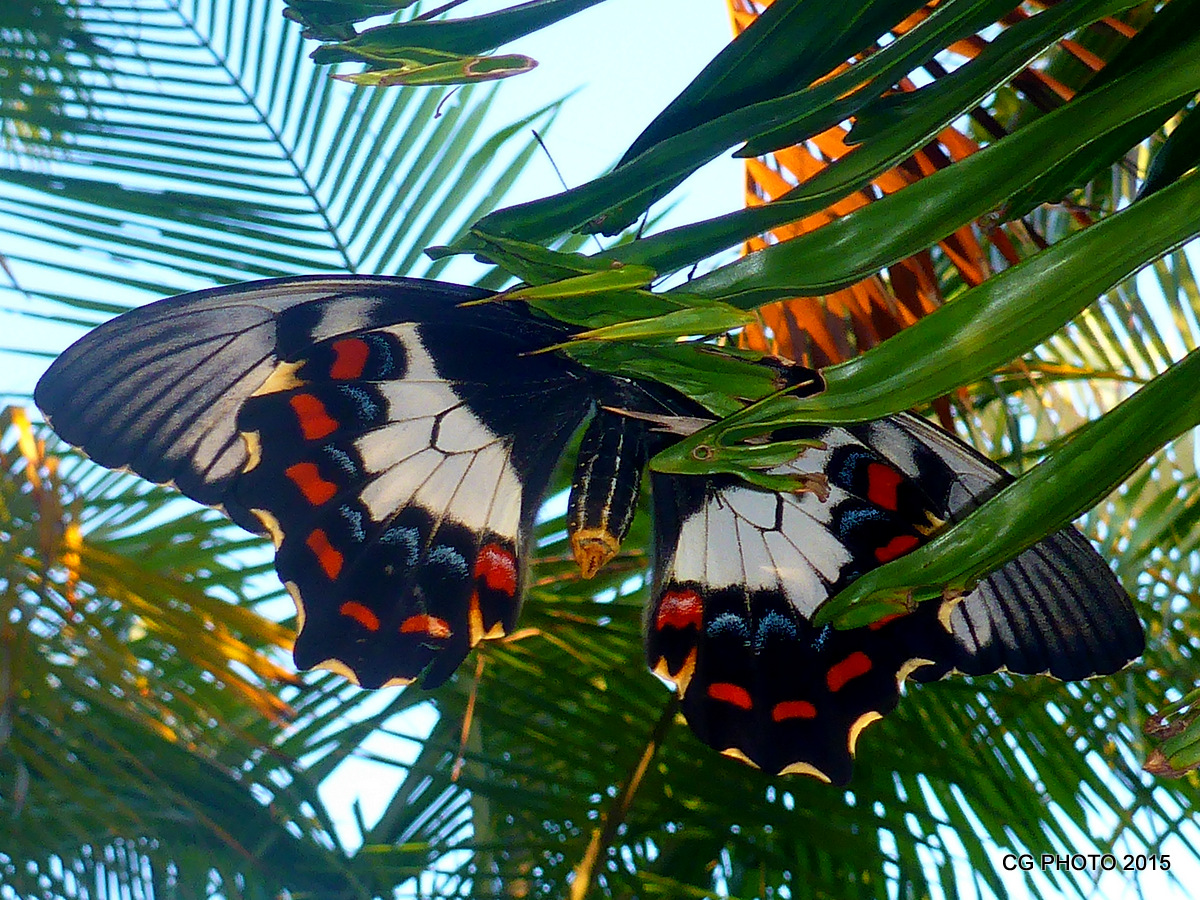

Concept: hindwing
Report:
left=647, top=415, right=1143, bottom=783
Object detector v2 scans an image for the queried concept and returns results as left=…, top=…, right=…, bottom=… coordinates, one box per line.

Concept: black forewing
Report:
left=35, top=276, right=594, bottom=687
left=35, top=277, right=568, bottom=526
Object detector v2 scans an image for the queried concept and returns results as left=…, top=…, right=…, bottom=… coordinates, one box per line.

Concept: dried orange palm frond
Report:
left=728, top=0, right=1148, bottom=371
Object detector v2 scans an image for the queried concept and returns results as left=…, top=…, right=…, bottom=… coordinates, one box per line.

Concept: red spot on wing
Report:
left=707, top=682, right=753, bottom=710
left=866, top=462, right=904, bottom=510
left=772, top=700, right=817, bottom=721
left=340, top=600, right=380, bottom=632
left=475, top=543, right=517, bottom=596
left=400, top=614, right=452, bottom=639
left=876, top=533, right=920, bottom=563
left=290, top=393, right=338, bottom=440
left=285, top=462, right=338, bottom=506
left=330, top=338, right=370, bottom=380
left=827, top=651, right=873, bottom=692
left=867, top=612, right=907, bottom=631
left=655, top=589, right=704, bottom=631
left=306, top=529, right=344, bottom=580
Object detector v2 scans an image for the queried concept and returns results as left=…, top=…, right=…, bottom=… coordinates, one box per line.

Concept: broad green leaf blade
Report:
left=651, top=169, right=1200, bottom=475
left=680, top=36, right=1200, bottom=305
left=600, top=0, right=1140, bottom=275
left=1142, top=101, right=1200, bottom=199
left=334, top=51, right=538, bottom=85
left=617, top=0, right=936, bottom=163
left=459, top=0, right=1146, bottom=247
left=562, top=339, right=797, bottom=417
left=563, top=304, right=755, bottom=343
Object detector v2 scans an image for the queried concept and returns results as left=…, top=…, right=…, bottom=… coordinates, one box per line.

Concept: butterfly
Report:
left=35, top=275, right=1144, bottom=784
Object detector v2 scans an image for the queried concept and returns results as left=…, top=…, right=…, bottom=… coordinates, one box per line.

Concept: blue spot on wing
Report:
left=382, top=525, right=422, bottom=566
left=708, top=612, right=751, bottom=645
left=323, top=445, right=358, bottom=478
left=428, top=544, right=470, bottom=579
left=339, top=505, right=366, bottom=542
left=340, top=384, right=380, bottom=422
left=754, top=610, right=797, bottom=654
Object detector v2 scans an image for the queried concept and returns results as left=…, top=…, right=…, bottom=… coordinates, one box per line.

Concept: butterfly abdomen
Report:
left=568, top=409, right=651, bottom=579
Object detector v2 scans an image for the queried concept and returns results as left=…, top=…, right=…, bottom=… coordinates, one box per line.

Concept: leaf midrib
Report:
left=161, top=0, right=356, bottom=272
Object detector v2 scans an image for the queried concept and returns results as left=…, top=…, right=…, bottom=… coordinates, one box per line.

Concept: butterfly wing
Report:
left=36, top=276, right=592, bottom=688
left=38, top=279, right=1145, bottom=770
left=849, top=415, right=1144, bottom=679
left=647, top=415, right=1143, bottom=783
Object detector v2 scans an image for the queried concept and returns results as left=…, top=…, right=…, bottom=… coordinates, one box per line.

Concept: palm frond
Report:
left=8, top=0, right=1200, bottom=897
left=1, top=0, right=566, bottom=895
left=0, top=0, right=558, bottom=367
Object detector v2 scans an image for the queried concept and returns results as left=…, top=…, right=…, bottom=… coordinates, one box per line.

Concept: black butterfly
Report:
left=35, top=275, right=1144, bottom=784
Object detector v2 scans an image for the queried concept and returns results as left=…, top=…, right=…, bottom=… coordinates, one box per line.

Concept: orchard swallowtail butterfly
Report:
left=34, top=276, right=1144, bottom=784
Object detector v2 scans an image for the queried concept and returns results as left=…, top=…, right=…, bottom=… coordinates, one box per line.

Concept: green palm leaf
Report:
left=0, top=0, right=557, bottom=319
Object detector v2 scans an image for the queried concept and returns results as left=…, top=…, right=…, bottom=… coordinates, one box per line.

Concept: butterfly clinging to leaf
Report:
left=35, top=275, right=1143, bottom=784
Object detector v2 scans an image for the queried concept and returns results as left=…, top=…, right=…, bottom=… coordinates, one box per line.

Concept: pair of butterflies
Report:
left=35, top=275, right=1144, bottom=784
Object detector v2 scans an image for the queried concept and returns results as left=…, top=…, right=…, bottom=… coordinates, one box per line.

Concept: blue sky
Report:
left=473, top=0, right=743, bottom=233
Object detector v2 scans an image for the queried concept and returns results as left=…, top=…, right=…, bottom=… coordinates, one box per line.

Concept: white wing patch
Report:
left=677, top=454, right=857, bottom=618
left=669, top=503, right=710, bottom=585
left=356, top=419, right=436, bottom=472
left=436, top=405, right=497, bottom=453
left=485, top=458, right=524, bottom=537
left=778, top=491, right=850, bottom=582
left=735, top=516, right=784, bottom=593
left=465, top=444, right=524, bottom=537
left=349, top=324, right=524, bottom=540
left=704, top=500, right=746, bottom=589
left=762, top=529, right=824, bottom=613
left=725, top=489, right=778, bottom=531
left=413, top=451, right=476, bottom=518
left=387, top=323, right=440, bottom=379
left=379, top=380, right=457, bottom=419
left=360, top=447, right=443, bottom=519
